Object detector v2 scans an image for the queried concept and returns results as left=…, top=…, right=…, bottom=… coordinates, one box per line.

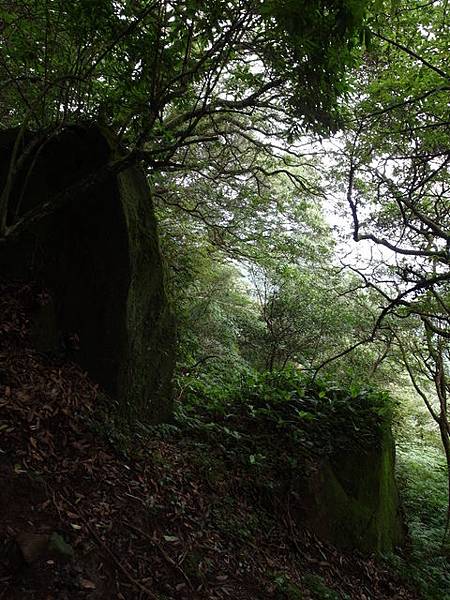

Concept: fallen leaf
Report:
left=80, top=578, right=96, bottom=590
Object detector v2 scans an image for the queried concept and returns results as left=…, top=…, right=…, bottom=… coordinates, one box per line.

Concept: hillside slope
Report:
left=0, top=282, right=420, bottom=599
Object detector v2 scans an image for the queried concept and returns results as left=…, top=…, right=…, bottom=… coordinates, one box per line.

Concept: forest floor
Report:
left=0, top=282, right=422, bottom=600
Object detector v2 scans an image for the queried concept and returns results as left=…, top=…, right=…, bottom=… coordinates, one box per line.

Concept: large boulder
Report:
left=300, top=423, right=405, bottom=554
left=0, top=125, right=175, bottom=423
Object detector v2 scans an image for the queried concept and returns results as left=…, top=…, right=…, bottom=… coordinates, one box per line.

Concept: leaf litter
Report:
left=0, top=282, right=421, bottom=599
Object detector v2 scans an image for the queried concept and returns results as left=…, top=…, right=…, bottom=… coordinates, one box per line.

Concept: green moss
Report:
left=188, top=448, right=230, bottom=489
left=212, top=501, right=253, bottom=541
left=48, top=533, right=74, bottom=560
left=302, top=422, right=405, bottom=554
left=271, top=573, right=304, bottom=599
left=117, top=166, right=176, bottom=424
left=303, top=574, right=346, bottom=600
left=182, top=550, right=204, bottom=579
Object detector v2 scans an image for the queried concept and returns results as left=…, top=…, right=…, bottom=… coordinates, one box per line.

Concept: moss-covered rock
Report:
left=300, top=423, right=405, bottom=554
left=0, top=125, right=175, bottom=423
left=114, top=162, right=176, bottom=423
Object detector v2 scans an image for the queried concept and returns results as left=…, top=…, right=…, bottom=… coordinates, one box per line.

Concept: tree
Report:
left=392, top=310, right=450, bottom=541
left=0, top=0, right=369, bottom=243
left=340, top=0, right=449, bottom=308
left=330, top=0, right=450, bottom=540
left=247, top=259, right=396, bottom=384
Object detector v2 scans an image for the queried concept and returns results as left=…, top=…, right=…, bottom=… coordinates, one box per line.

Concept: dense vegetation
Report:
left=1, top=0, right=449, bottom=598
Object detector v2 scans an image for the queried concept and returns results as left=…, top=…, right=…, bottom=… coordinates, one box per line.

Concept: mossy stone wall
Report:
left=301, top=424, right=405, bottom=554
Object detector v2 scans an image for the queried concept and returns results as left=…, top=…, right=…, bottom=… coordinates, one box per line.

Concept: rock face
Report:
left=301, top=424, right=405, bottom=554
left=0, top=125, right=175, bottom=423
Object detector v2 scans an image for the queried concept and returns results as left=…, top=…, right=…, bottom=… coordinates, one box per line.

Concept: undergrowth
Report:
left=176, top=367, right=393, bottom=445
left=388, top=442, right=450, bottom=600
